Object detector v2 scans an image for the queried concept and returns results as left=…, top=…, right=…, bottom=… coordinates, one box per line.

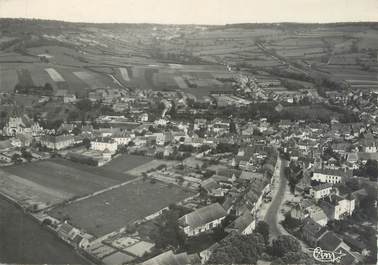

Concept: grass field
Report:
left=49, top=180, right=194, bottom=236
left=2, top=159, right=127, bottom=198
left=101, top=154, right=153, bottom=173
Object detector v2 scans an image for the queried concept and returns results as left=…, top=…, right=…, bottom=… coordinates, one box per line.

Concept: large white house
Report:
left=178, top=203, right=227, bottom=237
left=40, top=135, right=75, bottom=150
left=320, top=195, right=355, bottom=220
left=310, top=183, right=333, bottom=201
left=91, top=138, right=118, bottom=153
left=312, top=169, right=352, bottom=184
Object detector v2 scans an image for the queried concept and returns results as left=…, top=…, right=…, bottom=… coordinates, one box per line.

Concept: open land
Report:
left=49, top=180, right=194, bottom=236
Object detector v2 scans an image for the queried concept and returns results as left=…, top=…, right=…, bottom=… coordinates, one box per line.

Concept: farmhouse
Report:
left=40, top=135, right=75, bottom=150
left=178, top=203, right=227, bottom=237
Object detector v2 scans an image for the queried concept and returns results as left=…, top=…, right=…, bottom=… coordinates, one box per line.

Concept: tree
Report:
left=255, top=221, right=270, bottom=244
left=229, top=119, right=237, bottom=134
left=43, top=82, right=53, bottom=93
left=21, top=148, right=32, bottom=162
left=83, top=138, right=91, bottom=150
left=76, top=99, right=92, bottom=112
left=11, top=153, right=22, bottom=164
left=272, top=235, right=301, bottom=258
left=208, top=233, right=266, bottom=264
left=72, top=126, right=82, bottom=136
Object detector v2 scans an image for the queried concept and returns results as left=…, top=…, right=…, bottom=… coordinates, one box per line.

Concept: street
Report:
left=264, top=157, right=289, bottom=240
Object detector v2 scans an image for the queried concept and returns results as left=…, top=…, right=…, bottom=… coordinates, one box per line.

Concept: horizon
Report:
left=0, top=0, right=377, bottom=25
left=1, top=17, right=378, bottom=26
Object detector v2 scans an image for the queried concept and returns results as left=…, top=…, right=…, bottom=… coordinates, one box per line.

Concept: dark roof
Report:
left=178, top=203, right=227, bottom=228
left=318, top=231, right=342, bottom=251
left=302, top=217, right=326, bottom=238
left=59, top=223, right=74, bottom=236
left=201, top=178, right=220, bottom=192
left=312, top=182, right=333, bottom=191
left=228, top=211, right=254, bottom=233
left=142, top=250, right=195, bottom=265
left=334, top=246, right=356, bottom=265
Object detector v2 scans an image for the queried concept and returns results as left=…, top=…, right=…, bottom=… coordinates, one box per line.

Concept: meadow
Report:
left=49, top=180, right=194, bottom=236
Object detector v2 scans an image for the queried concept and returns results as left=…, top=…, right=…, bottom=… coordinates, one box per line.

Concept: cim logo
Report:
left=310, top=247, right=346, bottom=263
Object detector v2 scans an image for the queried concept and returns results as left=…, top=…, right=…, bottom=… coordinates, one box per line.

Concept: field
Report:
left=101, top=154, right=153, bottom=173
left=45, top=68, right=65, bottom=82
left=0, top=169, right=71, bottom=208
left=49, top=180, right=194, bottom=236
left=0, top=158, right=147, bottom=208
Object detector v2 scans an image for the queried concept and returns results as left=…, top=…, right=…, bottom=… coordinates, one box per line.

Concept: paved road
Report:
left=264, top=157, right=288, bottom=239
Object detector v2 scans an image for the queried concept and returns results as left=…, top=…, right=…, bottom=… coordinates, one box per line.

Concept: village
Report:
left=0, top=65, right=377, bottom=265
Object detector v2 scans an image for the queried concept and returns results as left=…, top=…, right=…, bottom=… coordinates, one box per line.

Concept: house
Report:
left=58, top=123, right=75, bottom=134
left=320, top=194, right=355, bottom=220
left=112, top=131, right=134, bottom=145
left=200, top=178, right=224, bottom=198
left=63, top=93, right=77, bottom=103
left=301, top=216, right=327, bottom=247
left=58, top=222, right=81, bottom=242
left=310, top=183, right=333, bottom=201
left=178, top=203, right=227, bottom=237
left=291, top=201, right=328, bottom=226
left=40, top=135, right=75, bottom=150
left=226, top=211, right=256, bottom=235
left=142, top=250, right=200, bottom=265
left=317, top=232, right=356, bottom=265
left=360, top=139, right=377, bottom=153
left=156, top=131, right=173, bottom=146
left=312, top=169, right=352, bottom=184
left=194, top=118, right=207, bottom=131
left=307, top=206, right=329, bottom=226
left=90, top=138, right=118, bottom=153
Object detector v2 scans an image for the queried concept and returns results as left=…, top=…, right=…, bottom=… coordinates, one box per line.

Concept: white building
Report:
left=312, top=169, right=352, bottom=184
left=178, top=203, right=227, bottom=237
left=320, top=195, right=355, bottom=220
left=310, top=183, right=333, bottom=201
left=40, top=135, right=75, bottom=150
left=113, top=132, right=134, bottom=145
left=91, top=138, right=118, bottom=153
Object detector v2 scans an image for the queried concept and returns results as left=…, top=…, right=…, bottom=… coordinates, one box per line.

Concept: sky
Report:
left=0, top=0, right=377, bottom=24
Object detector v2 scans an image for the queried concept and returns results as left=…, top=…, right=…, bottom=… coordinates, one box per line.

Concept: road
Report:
left=264, top=156, right=288, bottom=239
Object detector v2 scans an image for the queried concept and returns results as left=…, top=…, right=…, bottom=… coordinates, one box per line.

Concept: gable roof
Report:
left=178, top=203, right=227, bottom=229
left=318, top=231, right=342, bottom=251
left=228, top=211, right=254, bottom=233
left=302, top=217, right=326, bottom=238
left=142, top=250, right=192, bottom=265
